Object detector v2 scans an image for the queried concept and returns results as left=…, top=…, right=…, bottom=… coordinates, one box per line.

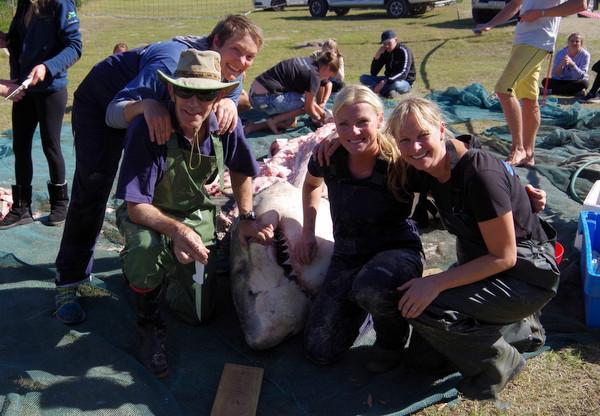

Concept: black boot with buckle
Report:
left=0, top=185, right=33, bottom=230
left=135, top=287, right=168, bottom=378
left=41, top=182, right=69, bottom=226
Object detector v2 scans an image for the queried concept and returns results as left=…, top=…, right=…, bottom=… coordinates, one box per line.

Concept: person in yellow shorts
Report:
left=475, top=0, right=586, bottom=167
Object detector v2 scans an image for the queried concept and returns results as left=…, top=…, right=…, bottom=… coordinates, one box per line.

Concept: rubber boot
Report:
left=135, top=287, right=168, bottom=378
left=0, top=185, right=33, bottom=229
left=41, top=182, right=69, bottom=226
left=55, top=285, right=86, bottom=325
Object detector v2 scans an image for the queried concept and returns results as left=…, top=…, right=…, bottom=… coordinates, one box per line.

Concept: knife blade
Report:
left=4, top=77, right=32, bottom=101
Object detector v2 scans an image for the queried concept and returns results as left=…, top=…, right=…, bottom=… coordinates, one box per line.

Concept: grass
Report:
left=0, top=1, right=598, bottom=130
left=415, top=345, right=600, bottom=415
left=0, top=1, right=599, bottom=414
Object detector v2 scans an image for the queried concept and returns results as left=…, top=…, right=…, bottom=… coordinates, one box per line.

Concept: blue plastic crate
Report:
left=579, top=211, right=600, bottom=328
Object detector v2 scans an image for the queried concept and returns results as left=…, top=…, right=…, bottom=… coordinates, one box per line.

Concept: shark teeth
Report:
left=274, top=229, right=293, bottom=277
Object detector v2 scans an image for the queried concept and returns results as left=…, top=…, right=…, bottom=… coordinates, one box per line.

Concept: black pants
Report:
left=304, top=248, right=423, bottom=364
left=542, top=77, right=588, bottom=96
left=12, top=89, right=68, bottom=186
left=588, top=60, right=600, bottom=96
left=408, top=245, right=558, bottom=400
left=55, top=97, right=125, bottom=286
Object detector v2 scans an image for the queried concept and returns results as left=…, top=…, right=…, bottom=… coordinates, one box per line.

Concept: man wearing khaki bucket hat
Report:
left=114, top=49, right=274, bottom=378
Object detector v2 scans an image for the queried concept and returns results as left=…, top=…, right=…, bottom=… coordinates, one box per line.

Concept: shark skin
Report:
left=230, top=181, right=334, bottom=350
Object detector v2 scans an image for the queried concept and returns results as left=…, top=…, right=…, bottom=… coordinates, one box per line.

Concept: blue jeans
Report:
left=249, top=91, right=304, bottom=116
left=359, top=74, right=412, bottom=97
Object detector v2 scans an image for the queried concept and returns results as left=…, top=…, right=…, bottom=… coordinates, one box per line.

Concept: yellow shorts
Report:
left=495, top=44, right=550, bottom=100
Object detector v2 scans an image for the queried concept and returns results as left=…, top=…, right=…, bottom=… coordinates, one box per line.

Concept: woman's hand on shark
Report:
left=294, top=232, right=318, bottom=265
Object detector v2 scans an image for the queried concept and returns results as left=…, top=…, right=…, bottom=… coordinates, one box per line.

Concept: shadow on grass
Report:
left=419, top=39, right=448, bottom=92
left=426, top=17, right=478, bottom=30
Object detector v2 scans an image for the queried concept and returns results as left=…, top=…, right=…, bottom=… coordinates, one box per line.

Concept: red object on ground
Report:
left=556, top=242, right=565, bottom=265
left=578, top=10, right=600, bottom=19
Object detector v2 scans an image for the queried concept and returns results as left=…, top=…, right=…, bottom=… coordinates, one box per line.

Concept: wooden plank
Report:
left=210, top=363, right=264, bottom=416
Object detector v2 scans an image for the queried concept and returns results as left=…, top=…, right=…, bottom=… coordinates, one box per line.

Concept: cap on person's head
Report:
left=157, top=49, right=239, bottom=95
left=380, top=30, right=397, bottom=44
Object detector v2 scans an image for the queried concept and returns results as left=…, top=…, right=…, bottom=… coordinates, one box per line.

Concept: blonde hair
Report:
left=321, top=39, right=342, bottom=58
left=332, top=85, right=406, bottom=200
left=567, top=32, right=584, bottom=46
left=385, top=97, right=446, bottom=193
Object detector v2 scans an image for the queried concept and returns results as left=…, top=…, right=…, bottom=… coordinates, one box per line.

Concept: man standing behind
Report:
left=475, top=0, right=586, bottom=167
left=360, top=30, right=416, bottom=98
left=115, top=50, right=273, bottom=377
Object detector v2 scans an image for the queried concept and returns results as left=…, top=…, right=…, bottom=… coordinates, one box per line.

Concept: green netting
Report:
left=2, top=88, right=600, bottom=415
left=427, top=83, right=600, bottom=202
left=0, top=127, right=464, bottom=416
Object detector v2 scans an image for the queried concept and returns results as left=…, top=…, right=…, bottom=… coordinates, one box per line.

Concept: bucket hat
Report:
left=157, top=49, right=238, bottom=95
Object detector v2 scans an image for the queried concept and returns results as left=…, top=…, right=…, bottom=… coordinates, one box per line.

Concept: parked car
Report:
left=471, top=0, right=509, bottom=24
left=307, top=0, right=454, bottom=18
left=254, top=0, right=308, bottom=11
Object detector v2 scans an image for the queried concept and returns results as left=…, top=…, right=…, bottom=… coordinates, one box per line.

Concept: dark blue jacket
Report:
left=7, top=0, right=82, bottom=92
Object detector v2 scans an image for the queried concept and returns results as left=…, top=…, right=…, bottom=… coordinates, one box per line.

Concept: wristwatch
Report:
left=239, top=210, right=256, bottom=221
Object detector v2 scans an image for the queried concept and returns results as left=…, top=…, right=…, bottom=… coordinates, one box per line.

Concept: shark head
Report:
left=230, top=182, right=333, bottom=350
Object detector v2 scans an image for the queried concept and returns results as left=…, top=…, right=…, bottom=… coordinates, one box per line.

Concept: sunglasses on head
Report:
left=173, top=86, right=220, bottom=101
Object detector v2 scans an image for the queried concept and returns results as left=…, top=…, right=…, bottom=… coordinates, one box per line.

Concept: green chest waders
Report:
left=151, top=133, right=225, bottom=324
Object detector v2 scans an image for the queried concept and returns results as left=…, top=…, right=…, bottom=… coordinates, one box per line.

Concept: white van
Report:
left=307, top=0, right=454, bottom=19
left=254, top=0, right=308, bottom=10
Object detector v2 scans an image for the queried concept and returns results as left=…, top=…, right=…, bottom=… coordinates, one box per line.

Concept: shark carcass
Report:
left=229, top=125, right=337, bottom=350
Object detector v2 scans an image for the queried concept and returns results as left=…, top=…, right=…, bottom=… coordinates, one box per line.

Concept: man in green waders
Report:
left=114, top=49, right=273, bottom=378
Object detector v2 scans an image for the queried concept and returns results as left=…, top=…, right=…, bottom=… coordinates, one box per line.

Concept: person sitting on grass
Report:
left=114, top=49, right=273, bottom=378
left=244, top=52, right=339, bottom=135
left=359, top=30, right=416, bottom=99
left=541, top=32, right=590, bottom=96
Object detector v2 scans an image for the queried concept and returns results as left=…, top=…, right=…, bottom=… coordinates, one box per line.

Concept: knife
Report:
left=4, top=77, right=32, bottom=101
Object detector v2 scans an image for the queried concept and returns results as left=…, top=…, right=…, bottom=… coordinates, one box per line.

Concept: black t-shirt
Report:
left=407, top=147, right=547, bottom=263
left=308, top=147, right=421, bottom=256
left=255, top=57, right=321, bottom=95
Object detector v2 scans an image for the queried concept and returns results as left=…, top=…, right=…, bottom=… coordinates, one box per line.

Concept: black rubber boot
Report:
left=41, top=182, right=69, bottom=226
left=0, top=185, right=33, bottom=230
left=135, top=288, right=168, bottom=378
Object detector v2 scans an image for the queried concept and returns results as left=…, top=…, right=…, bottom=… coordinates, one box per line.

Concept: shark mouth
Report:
left=274, top=228, right=302, bottom=287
